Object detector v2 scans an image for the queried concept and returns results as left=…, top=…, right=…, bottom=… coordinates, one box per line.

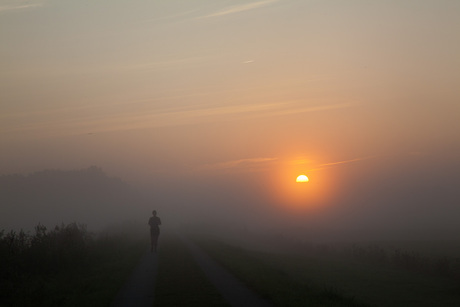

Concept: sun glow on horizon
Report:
left=296, top=174, right=309, bottom=182
left=267, top=156, right=338, bottom=212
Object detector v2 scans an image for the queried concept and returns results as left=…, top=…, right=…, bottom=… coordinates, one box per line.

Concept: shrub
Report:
left=0, top=222, right=143, bottom=306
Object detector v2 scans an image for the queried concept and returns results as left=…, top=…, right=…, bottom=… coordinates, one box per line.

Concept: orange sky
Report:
left=1, top=0, right=460, bottom=237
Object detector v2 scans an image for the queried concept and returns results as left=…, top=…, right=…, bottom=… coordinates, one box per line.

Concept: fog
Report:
left=1, top=0, right=460, bottom=244
left=2, top=150, right=459, bottom=243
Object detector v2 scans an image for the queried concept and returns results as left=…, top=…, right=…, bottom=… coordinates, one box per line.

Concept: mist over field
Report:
left=3, top=4, right=460, bottom=307
left=1, top=0, right=460, bottom=245
left=2, top=155, right=460, bottom=243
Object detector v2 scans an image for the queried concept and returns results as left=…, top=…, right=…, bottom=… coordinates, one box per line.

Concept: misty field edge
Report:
left=194, top=237, right=460, bottom=307
left=194, top=238, right=368, bottom=307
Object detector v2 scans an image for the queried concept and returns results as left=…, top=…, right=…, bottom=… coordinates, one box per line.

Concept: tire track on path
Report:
left=180, top=235, right=273, bottom=307
left=111, top=250, right=158, bottom=307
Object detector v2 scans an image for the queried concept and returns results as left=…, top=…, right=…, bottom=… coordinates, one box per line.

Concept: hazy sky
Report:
left=1, top=0, right=459, bottom=238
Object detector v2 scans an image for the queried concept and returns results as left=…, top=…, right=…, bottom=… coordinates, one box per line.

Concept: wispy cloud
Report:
left=199, top=0, right=279, bottom=19
left=261, top=102, right=356, bottom=118
left=0, top=1, right=44, bottom=12
left=307, top=156, right=375, bottom=171
left=196, top=155, right=375, bottom=174
left=3, top=100, right=358, bottom=138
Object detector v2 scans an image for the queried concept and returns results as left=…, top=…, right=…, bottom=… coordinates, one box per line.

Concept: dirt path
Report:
left=180, top=235, right=273, bottom=307
left=110, top=250, right=158, bottom=307
left=112, top=235, right=272, bottom=307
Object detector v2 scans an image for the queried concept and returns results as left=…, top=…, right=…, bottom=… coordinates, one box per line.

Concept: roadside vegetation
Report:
left=0, top=223, right=144, bottom=306
left=154, top=233, right=229, bottom=306
left=197, top=238, right=460, bottom=307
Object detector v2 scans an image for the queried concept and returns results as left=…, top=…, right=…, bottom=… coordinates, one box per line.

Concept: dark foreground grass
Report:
left=268, top=251, right=460, bottom=307
left=197, top=239, right=370, bottom=307
left=154, top=233, right=229, bottom=307
left=197, top=239, right=460, bottom=307
left=15, top=242, right=145, bottom=306
left=0, top=223, right=145, bottom=306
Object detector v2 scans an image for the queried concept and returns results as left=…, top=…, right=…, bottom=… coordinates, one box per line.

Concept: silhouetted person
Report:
left=148, top=210, right=161, bottom=252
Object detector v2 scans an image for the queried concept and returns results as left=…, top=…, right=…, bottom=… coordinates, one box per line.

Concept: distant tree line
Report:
left=347, top=244, right=460, bottom=279
left=0, top=166, right=145, bottom=231
left=247, top=231, right=460, bottom=281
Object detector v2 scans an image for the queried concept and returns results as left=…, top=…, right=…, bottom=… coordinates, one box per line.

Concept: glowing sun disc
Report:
left=296, top=175, right=309, bottom=183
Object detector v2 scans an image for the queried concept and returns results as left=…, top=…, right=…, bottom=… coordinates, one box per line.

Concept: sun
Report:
left=296, top=174, right=309, bottom=183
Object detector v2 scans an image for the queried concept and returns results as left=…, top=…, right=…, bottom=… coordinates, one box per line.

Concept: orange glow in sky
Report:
left=264, top=157, right=338, bottom=212
left=1, top=0, right=460, bottom=236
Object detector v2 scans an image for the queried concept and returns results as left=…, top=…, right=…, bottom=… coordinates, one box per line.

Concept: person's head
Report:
left=152, top=210, right=157, bottom=216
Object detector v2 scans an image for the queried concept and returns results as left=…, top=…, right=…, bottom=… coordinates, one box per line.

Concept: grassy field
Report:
left=6, top=224, right=458, bottom=306
left=0, top=223, right=145, bottom=306
left=197, top=238, right=460, bottom=307
left=154, top=233, right=229, bottom=306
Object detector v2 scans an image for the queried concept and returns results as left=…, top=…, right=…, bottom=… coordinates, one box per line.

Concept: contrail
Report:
left=198, top=0, right=279, bottom=19
left=308, top=156, right=375, bottom=171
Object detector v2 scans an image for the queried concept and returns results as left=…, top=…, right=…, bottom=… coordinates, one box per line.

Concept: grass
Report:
left=197, top=238, right=460, bottom=307
left=154, top=233, right=229, bottom=307
left=51, top=240, right=145, bottom=306
left=0, top=223, right=145, bottom=306
left=196, top=239, right=368, bottom=307
left=265, top=251, right=460, bottom=307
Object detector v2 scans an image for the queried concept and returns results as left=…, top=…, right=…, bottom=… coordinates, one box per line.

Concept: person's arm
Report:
left=159, top=218, right=162, bottom=225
